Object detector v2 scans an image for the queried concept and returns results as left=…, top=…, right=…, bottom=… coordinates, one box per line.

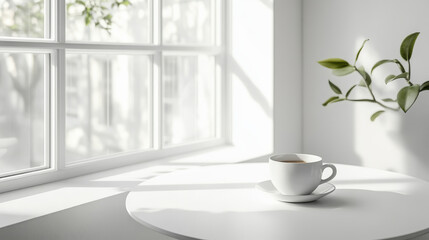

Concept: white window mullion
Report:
left=56, top=0, right=66, bottom=170
left=0, top=41, right=222, bottom=54
left=215, top=55, right=222, bottom=139
left=153, top=0, right=161, bottom=45
left=214, top=0, right=219, bottom=46
left=57, top=0, right=66, bottom=43
left=56, top=49, right=66, bottom=170
left=49, top=51, right=57, bottom=171
left=153, top=52, right=162, bottom=150
left=223, top=0, right=231, bottom=143
left=45, top=0, right=51, bottom=39
left=154, top=0, right=162, bottom=149
left=158, top=0, right=163, bottom=46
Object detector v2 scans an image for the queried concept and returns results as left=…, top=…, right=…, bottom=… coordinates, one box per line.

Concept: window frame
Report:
left=0, top=48, right=54, bottom=179
left=0, top=0, right=227, bottom=192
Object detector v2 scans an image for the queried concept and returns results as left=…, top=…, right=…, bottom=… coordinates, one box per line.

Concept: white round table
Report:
left=126, top=163, right=429, bottom=240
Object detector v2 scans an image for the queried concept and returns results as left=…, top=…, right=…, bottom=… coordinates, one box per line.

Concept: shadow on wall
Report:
left=395, top=94, right=429, bottom=180
left=352, top=37, right=429, bottom=180
left=324, top=40, right=429, bottom=181
left=303, top=0, right=429, bottom=180
left=229, top=59, right=272, bottom=118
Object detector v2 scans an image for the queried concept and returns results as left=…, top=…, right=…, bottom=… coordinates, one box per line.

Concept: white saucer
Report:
left=255, top=181, right=335, bottom=203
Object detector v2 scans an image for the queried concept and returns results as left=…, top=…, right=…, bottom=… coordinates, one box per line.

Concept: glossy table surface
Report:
left=126, top=163, right=429, bottom=240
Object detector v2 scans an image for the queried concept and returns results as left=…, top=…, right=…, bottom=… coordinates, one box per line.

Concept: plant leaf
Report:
left=371, top=59, right=394, bottom=74
left=384, top=75, right=396, bottom=84
left=122, top=0, right=131, bottom=6
left=370, top=110, right=385, bottom=121
left=85, top=15, right=91, bottom=25
left=393, top=59, right=406, bottom=73
left=420, top=81, right=429, bottom=92
left=355, top=39, right=369, bottom=64
left=76, top=0, right=86, bottom=6
left=400, top=32, right=420, bottom=61
left=397, top=85, right=420, bottom=112
left=357, top=79, right=367, bottom=87
left=393, top=72, right=409, bottom=80
left=381, top=98, right=396, bottom=102
left=322, top=96, right=340, bottom=106
left=318, top=58, right=350, bottom=69
left=332, top=66, right=355, bottom=76
left=385, top=72, right=409, bottom=84
left=331, top=98, right=345, bottom=103
left=328, top=80, right=342, bottom=94
left=345, top=85, right=357, bottom=99
left=104, top=14, right=112, bottom=21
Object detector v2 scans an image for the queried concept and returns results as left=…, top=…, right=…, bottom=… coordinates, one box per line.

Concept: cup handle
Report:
left=320, top=164, right=337, bottom=184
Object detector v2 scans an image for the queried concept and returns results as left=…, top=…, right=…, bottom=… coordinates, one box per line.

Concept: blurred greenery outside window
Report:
left=0, top=0, right=219, bottom=179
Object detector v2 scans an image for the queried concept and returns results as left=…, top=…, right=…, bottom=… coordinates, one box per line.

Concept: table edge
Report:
left=125, top=163, right=429, bottom=240
left=125, top=195, right=202, bottom=240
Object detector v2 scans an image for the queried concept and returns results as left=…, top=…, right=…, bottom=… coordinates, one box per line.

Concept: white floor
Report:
left=0, top=193, right=174, bottom=240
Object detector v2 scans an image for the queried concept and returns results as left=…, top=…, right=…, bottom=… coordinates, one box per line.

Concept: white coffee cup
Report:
left=269, top=153, right=337, bottom=195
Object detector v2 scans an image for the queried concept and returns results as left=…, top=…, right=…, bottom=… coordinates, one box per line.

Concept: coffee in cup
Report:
left=269, top=153, right=337, bottom=195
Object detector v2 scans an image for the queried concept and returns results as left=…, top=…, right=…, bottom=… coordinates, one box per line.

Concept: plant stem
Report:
left=354, top=66, right=376, bottom=100
left=395, top=60, right=406, bottom=73
left=346, top=99, right=400, bottom=111
left=407, top=60, right=413, bottom=86
left=350, top=66, right=401, bottom=111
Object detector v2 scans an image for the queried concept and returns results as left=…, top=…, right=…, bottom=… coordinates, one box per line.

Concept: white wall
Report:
left=274, top=0, right=303, bottom=154
left=229, top=0, right=273, bottom=156
left=303, top=0, right=429, bottom=180
left=230, top=0, right=303, bottom=157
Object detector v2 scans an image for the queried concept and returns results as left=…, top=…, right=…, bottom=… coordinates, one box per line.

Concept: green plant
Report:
left=318, top=32, right=429, bottom=121
left=67, top=0, right=132, bottom=34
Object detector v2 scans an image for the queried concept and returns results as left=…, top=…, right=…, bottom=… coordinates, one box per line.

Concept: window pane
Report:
left=0, top=52, right=47, bottom=176
left=163, top=0, right=214, bottom=45
left=163, top=55, right=216, bottom=146
left=0, top=0, right=46, bottom=38
left=66, top=53, right=151, bottom=163
left=66, top=0, right=151, bottom=43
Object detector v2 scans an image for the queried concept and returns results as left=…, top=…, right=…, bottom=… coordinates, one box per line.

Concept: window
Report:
left=0, top=51, right=50, bottom=178
left=0, top=0, right=224, bottom=184
left=65, top=52, right=152, bottom=163
left=163, top=54, right=216, bottom=146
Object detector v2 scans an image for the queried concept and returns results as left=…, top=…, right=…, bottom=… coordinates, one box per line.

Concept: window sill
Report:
left=0, top=145, right=270, bottom=228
